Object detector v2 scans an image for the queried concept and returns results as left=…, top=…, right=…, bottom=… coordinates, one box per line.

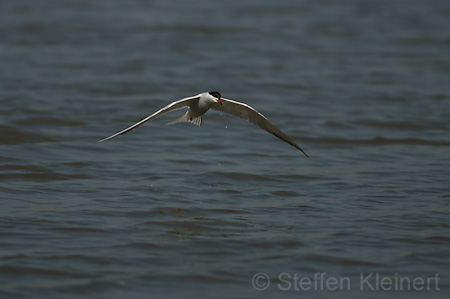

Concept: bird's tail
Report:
left=166, top=112, right=202, bottom=126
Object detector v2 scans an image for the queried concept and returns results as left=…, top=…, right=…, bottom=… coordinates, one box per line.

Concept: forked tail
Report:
left=166, top=112, right=202, bottom=126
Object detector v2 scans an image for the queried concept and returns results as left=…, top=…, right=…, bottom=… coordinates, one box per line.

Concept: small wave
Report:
left=53, top=226, right=107, bottom=233
left=12, top=117, right=85, bottom=127
left=427, top=236, right=450, bottom=243
left=306, top=253, right=381, bottom=266
left=0, top=265, right=87, bottom=278
left=0, top=164, right=91, bottom=181
left=300, top=136, right=450, bottom=146
left=0, top=125, right=54, bottom=145
left=155, top=24, right=244, bottom=35
left=205, top=171, right=280, bottom=182
left=358, top=120, right=446, bottom=131
left=271, top=190, right=301, bottom=197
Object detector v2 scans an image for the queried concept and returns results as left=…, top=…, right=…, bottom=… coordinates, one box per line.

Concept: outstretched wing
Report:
left=212, top=98, right=308, bottom=156
left=99, top=95, right=200, bottom=142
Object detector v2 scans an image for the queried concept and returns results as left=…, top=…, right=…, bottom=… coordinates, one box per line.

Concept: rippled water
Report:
left=1, top=0, right=450, bottom=298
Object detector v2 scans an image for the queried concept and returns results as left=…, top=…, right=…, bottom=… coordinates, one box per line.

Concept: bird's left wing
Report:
left=99, top=95, right=200, bottom=142
left=212, top=98, right=308, bottom=156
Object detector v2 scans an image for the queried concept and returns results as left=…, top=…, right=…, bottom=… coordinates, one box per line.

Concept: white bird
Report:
left=100, top=91, right=308, bottom=156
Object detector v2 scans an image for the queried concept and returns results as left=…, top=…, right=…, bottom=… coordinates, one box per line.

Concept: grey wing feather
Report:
left=99, top=96, right=200, bottom=142
left=212, top=98, right=308, bottom=156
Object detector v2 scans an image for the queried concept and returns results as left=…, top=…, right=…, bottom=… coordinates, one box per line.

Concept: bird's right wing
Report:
left=212, top=98, right=308, bottom=156
left=99, top=95, right=200, bottom=142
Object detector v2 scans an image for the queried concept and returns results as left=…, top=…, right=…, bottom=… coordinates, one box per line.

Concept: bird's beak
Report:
left=217, top=99, right=222, bottom=105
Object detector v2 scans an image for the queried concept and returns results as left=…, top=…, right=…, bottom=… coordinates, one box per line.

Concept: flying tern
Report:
left=100, top=91, right=308, bottom=156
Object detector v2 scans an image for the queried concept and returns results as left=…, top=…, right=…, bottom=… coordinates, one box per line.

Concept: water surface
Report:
left=1, top=0, right=449, bottom=298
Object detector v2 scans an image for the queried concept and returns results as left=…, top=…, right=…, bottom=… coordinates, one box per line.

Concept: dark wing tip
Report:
left=299, top=148, right=309, bottom=157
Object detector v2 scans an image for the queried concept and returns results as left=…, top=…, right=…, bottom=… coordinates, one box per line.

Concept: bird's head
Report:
left=208, top=91, right=222, bottom=105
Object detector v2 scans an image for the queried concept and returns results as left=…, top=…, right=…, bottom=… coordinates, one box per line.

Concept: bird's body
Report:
left=100, top=91, right=308, bottom=156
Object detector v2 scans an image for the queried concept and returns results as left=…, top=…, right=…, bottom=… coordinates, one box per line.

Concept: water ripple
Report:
left=0, top=125, right=54, bottom=145
left=0, top=164, right=91, bottom=181
left=300, top=136, right=450, bottom=146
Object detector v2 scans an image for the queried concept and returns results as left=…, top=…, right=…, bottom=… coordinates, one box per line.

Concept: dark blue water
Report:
left=1, top=0, right=449, bottom=298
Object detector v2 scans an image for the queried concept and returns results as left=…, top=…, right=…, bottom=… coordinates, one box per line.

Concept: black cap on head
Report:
left=209, top=91, right=221, bottom=99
